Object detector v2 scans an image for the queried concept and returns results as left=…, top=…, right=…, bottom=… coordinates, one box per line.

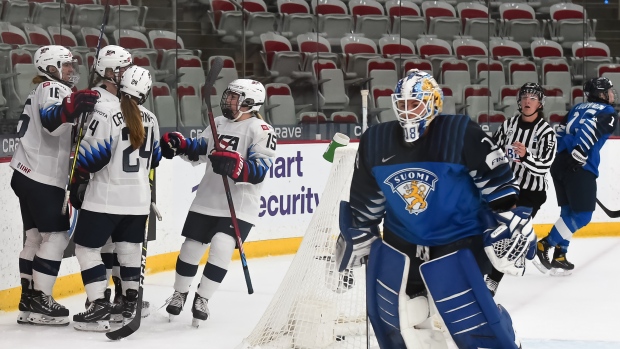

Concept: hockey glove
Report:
left=335, top=201, right=380, bottom=272
left=160, top=132, right=187, bottom=159
left=484, top=206, right=536, bottom=277
left=208, top=150, right=247, bottom=182
left=69, top=167, right=90, bottom=210
left=61, top=90, right=99, bottom=123
left=568, top=146, right=587, bottom=172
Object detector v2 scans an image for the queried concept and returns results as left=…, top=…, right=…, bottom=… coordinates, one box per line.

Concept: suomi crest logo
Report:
left=384, top=168, right=438, bottom=215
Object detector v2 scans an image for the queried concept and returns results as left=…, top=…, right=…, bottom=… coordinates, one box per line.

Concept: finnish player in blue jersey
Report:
left=335, top=70, right=536, bottom=348
left=535, top=77, right=618, bottom=276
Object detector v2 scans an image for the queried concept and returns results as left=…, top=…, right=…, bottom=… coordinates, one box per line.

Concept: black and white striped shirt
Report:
left=492, top=115, right=557, bottom=191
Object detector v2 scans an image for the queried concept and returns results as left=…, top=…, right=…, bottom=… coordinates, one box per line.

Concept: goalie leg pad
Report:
left=420, top=249, right=519, bottom=349
left=366, top=240, right=447, bottom=349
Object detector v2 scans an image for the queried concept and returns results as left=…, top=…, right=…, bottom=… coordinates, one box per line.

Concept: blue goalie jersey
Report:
left=350, top=115, right=519, bottom=247
left=556, top=102, right=618, bottom=177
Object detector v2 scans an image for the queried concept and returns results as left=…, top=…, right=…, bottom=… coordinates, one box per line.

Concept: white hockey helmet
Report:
left=392, top=69, right=443, bottom=143
left=220, top=78, right=265, bottom=120
left=119, top=65, right=152, bottom=105
left=95, top=45, right=133, bottom=82
left=34, top=45, right=79, bottom=87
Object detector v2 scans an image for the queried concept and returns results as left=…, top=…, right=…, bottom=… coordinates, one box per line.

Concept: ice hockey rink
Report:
left=0, top=237, right=619, bottom=349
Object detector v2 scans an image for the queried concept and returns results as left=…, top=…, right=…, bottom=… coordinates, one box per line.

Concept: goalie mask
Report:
left=119, top=66, right=152, bottom=105
left=34, top=45, right=80, bottom=88
left=220, top=79, right=265, bottom=121
left=392, top=70, right=443, bottom=143
left=95, top=45, right=133, bottom=83
left=584, top=77, right=616, bottom=105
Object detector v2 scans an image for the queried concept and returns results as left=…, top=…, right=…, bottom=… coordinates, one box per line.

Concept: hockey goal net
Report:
left=238, top=146, right=377, bottom=349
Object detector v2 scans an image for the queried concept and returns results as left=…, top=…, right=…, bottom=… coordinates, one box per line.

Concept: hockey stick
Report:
left=596, top=198, right=620, bottom=218
left=107, top=169, right=162, bottom=340
left=61, top=0, right=111, bottom=215
left=205, top=57, right=254, bottom=294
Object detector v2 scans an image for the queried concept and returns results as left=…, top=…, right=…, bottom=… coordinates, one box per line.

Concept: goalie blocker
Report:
left=367, top=239, right=521, bottom=349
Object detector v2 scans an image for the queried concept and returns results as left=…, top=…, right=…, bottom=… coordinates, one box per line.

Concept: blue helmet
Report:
left=392, top=69, right=443, bottom=142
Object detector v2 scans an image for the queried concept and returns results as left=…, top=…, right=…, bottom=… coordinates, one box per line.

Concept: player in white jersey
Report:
left=85, top=45, right=134, bottom=307
left=70, top=66, right=162, bottom=332
left=10, top=45, right=98, bottom=326
left=160, top=79, right=276, bottom=327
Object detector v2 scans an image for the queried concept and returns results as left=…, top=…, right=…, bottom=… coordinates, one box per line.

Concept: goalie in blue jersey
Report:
left=534, top=77, right=618, bottom=276
left=335, top=70, right=536, bottom=349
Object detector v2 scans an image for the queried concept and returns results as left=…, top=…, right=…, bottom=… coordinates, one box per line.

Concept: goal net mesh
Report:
left=239, top=146, right=377, bottom=349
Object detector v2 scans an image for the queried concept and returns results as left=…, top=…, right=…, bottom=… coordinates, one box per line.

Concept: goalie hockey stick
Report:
left=596, top=198, right=620, bottom=218
left=61, top=0, right=111, bottom=215
left=107, top=169, right=162, bottom=340
left=204, top=57, right=254, bottom=294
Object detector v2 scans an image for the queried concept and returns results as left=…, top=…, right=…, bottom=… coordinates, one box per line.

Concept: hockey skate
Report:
left=73, top=298, right=112, bottom=332
left=17, top=278, right=32, bottom=325
left=28, top=290, right=70, bottom=326
left=112, top=277, right=150, bottom=319
left=532, top=238, right=553, bottom=274
left=85, top=288, right=111, bottom=309
left=121, top=289, right=138, bottom=323
left=191, top=292, right=210, bottom=328
left=550, top=249, right=574, bottom=276
left=165, top=290, right=188, bottom=321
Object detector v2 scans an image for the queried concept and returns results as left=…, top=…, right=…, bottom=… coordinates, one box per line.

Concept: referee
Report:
left=486, top=82, right=557, bottom=296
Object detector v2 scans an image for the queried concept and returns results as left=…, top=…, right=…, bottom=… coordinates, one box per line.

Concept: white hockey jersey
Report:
left=10, top=80, right=74, bottom=188
left=92, top=85, right=118, bottom=104
left=79, top=101, right=162, bottom=215
left=185, top=116, right=277, bottom=225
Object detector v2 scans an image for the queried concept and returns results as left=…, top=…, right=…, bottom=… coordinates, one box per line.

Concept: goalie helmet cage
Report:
left=238, top=146, right=378, bottom=349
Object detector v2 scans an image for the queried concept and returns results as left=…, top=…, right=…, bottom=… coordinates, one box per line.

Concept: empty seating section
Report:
left=0, top=0, right=614, bottom=135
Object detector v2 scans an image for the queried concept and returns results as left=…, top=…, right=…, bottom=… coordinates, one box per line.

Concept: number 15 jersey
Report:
left=78, top=101, right=162, bottom=215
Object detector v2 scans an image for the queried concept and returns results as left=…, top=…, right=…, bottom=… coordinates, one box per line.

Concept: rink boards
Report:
left=2, top=140, right=620, bottom=311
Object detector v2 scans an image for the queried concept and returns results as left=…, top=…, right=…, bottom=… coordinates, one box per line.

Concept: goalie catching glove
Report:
left=484, top=206, right=536, bottom=276
left=335, top=201, right=380, bottom=272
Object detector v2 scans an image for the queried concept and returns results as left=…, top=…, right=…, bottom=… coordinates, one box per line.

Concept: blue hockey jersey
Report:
left=556, top=102, right=618, bottom=177
left=350, top=115, right=519, bottom=247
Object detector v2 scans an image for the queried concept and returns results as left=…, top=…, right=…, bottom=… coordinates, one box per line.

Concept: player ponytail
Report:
left=120, top=93, right=145, bottom=150
left=253, top=111, right=265, bottom=121
left=32, top=75, right=48, bottom=84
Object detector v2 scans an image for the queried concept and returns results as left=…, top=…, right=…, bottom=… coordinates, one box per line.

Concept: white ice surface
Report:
left=1, top=237, right=619, bottom=349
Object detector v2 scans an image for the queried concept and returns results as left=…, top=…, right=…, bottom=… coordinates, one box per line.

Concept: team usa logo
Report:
left=384, top=168, right=438, bottom=215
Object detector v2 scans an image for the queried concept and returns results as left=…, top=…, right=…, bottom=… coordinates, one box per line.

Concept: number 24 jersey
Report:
left=78, top=101, right=162, bottom=215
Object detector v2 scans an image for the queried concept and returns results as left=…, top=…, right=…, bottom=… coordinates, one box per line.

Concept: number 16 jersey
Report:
left=78, top=101, right=162, bottom=215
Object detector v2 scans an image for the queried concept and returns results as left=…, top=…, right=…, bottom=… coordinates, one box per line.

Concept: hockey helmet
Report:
left=220, top=79, right=265, bottom=121
left=517, top=82, right=545, bottom=115
left=34, top=45, right=79, bottom=87
left=95, top=45, right=133, bottom=82
left=391, top=69, right=443, bottom=143
left=119, top=66, right=152, bottom=105
left=584, top=77, right=615, bottom=105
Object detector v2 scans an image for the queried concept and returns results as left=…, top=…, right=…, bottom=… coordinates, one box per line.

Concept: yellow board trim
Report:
left=0, top=237, right=302, bottom=312
left=1, top=222, right=618, bottom=312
